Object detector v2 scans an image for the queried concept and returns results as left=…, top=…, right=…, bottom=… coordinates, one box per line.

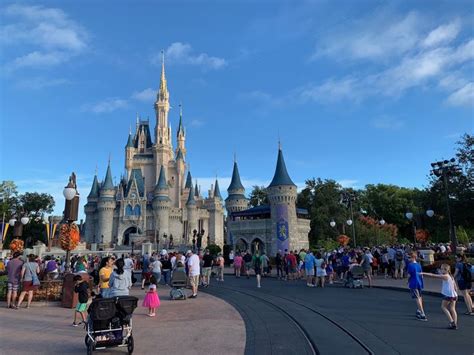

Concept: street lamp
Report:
left=9, top=216, right=30, bottom=244
left=405, top=210, right=434, bottom=247
left=341, top=191, right=357, bottom=247
left=431, top=158, right=460, bottom=252
left=329, top=220, right=336, bottom=228
left=63, top=173, right=79, bottom=273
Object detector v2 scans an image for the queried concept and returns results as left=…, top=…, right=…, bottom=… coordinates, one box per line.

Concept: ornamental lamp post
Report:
left=340, top=191, right=357, bottom=247
left=378, top=218, right=385, bottom=246
left=405, top=210, right=434, bottom=248
left=63, top=173, right=80, bottom=273
left=9, top=215, right=30, bottom=247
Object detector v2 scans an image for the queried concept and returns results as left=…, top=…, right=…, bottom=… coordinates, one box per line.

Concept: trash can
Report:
left=61, top=273, right=91, bottom=308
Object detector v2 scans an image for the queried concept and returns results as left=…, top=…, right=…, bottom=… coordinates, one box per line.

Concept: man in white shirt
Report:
left=187, top=250, right=200, bottom=298
left=123, top=254, right=134, bottom=284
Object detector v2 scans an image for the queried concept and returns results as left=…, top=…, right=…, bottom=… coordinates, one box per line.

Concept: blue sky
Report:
left=0, top=0, right=473, bottom=219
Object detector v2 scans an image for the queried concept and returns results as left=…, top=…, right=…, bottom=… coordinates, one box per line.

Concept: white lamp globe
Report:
left=379, top=219, right=386, bottom=226
left=330, top=221, right=336, bottom=228
left=346, top=219, right=353, bottom=226
left=20, top=217, right=29, bottom=225
left=63, top=187, right=76, bottom=200
left=405, top=212, right=413, bottom=220
left=9, top=218, right=17, bottom=227
left=426, top=209, right=434, bottom=218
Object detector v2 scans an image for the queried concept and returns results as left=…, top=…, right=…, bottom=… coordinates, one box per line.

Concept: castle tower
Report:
left=97, top=162, right=117, bottom=245
left=186, top=184, right=197, bottom=244
left=176, top=104, right=186, bottom=158
left=153, top=51, right=173, bottom=180
left=153, top=165, right=170, bottom=243
left=267, top=147, right=297, bottom=255
left=125, top=129, right=134, bottom=178
left=225, top=160, right=249, bottom=214
left=84, top=174, right=99, bottom=243
left=207, top=179, right=224, bottom=246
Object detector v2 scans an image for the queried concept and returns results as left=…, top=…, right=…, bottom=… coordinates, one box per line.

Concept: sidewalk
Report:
left=0, top=285, right=245, bottom=355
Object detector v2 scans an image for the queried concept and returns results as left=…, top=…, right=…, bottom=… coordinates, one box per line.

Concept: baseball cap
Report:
left=186, top=250, right=192, bottom=255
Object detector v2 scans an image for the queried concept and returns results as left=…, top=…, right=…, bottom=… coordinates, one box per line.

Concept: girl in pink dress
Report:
left=142, top=283, right=160, bottom=317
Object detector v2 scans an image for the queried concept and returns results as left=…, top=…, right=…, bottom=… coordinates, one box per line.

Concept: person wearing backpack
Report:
left=454, top=254, right=473, bottom=315
left=17, top=254, right=40, bottom=309
left=394, top=248, right=405, bottom=279
left=252, top=252, right=263, bottom=288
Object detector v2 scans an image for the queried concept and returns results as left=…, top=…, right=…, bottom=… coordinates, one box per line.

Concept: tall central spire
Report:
left=159, top=50, right=168, bottom=101
left=154, top=49, right=171, bottom=147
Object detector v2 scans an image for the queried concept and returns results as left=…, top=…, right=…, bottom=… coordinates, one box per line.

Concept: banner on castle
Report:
left=276, top=204, right=289, bottom=252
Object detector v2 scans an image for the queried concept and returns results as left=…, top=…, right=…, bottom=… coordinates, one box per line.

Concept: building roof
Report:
left=177, top=106, right=185, bottom=137
left=125, top=169, right=145, bottom=197
left=88, top=175, right=99, bottom=198
left=231, top=204, right=309, bottom=217
left=214, top=179, right=222, bottom=200
left=186, top=185, right=196, bottom=206
left=227, top=161, right=245, bottom=192
left=176, top=148, right=184, bottom=161
left=156, top=165, right=168, bottom=190
left=185, top=171, right=193, bottom=189
left=194, top=182, right=199, bottom=197
left=102, top=163, right=114, bottom=190
left=125, top=133, right=134, bottom=148
left=133, top=121, right=153, bottom=148
left=268, top=148, right=296, bottom=188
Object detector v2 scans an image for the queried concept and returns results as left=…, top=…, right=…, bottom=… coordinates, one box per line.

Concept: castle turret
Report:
left=186, top=184, right=197, bottom=244
left=97, top=162, right=117, bottom=245
left=176, top=104, right=186, bottom=158
left=84, top=174, right=99, bottom=243
left=267, top=147, right=298, bottom=255
left=225, top=160, right=249, bottom=214
left=153, top=165, right=170, bottom=242
left=125, top=129, right=134, bottom=177
left=207, top=178, right=224, bottom=246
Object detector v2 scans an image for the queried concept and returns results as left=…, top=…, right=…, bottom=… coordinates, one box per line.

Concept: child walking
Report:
left=72, top=275, right=89, bottom=326
left=421, top=264, right=458, bottom=329
left=142, top=276, right=160, bottom=317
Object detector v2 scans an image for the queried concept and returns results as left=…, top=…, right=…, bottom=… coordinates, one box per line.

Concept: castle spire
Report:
left=227, top=160, right=245, bottom=193
left=268, top=147, right=295, bottom=188
left=186, top=185, right=196, bottom=206
left=177, top=103, right=185, bottom=137
left=88, top=174, right=99, bottom=198
left=158, top=49, right=168, bottom=102
left=102, top=161, right=114, bottom=190
left=213, top=179, right=222, bottom=200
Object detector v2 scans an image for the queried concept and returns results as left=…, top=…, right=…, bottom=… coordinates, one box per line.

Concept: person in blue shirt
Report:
left=407, top=252, right=427, bottom=321
left=304, top=251, right=316, bottom=287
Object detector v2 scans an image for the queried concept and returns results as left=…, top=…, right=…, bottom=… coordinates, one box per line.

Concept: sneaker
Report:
left=189, top=294, right=197, bottom=299
left=448, top=322, right=457, bottom=330
left=72, top=323, right=79, bottom=327
left=416, top=310, right=421, bottom=316
left=417, top=315, right=428, bottom=322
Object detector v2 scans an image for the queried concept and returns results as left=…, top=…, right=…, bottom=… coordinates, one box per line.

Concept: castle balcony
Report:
left=122, top=215, right=141, bottom=222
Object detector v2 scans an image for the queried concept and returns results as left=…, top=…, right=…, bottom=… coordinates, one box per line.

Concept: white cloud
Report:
left=446, top=83, right=474, bottom=107
left=131, top=88, right=155, bottom=102
left=154, top=42, right=227, bottom=70
left=82, top=98, right=129, bottom=114
left=337, top=179, right=359, bottom=188
left=298, top=77, right=363, bottom=103
left=423, top=21, right=461, bottom=48
left=1, top=4, right=87, bottom=70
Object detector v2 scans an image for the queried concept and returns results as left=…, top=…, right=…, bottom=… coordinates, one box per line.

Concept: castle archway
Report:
left=235, top=238, right=248, bottom=252
left=122, top=226, right=141, bottom=246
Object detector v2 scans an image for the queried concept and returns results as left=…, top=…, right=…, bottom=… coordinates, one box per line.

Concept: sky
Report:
left=0, top=0, right=473, bottom=219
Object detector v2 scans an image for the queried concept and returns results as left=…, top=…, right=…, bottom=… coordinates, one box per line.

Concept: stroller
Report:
left=344, top=265, right=364, bottom=288
left=85, top=296, right=138, bottom=355
left=170, top=267, right=187, bottom=300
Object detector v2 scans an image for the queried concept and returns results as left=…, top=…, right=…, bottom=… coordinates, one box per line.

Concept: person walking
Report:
left=229, top=250, right=234, bottom=267
left=315, top=252, right=327, bottom=288
left=243, top=251, right=252, bottom=279
left=161, top=255, right=172, bottom=286
left=275, top=251, right=283, bottom=280
left=187, top=250, right=200, bottom=298
left=216, top=253, right=225, bottom=282
left=233, top=252, right=243, bottom=278
left=149, top=257, right=162, bottom=285
left=17, top=254, right=40, bottom=309
left=201, top=250, right=214, bottom=287
left=72, top=275, right=89, bottom=326
left=453, top=254, right=473, bottom=315
left=421, top=264, right=459, bottom=329
left=252, top=252, right=263, bottom=288
left=304, top=251, right=316, bottom=287
left=142, top=278, right=160, bottom=317
left=407, top=252, right=427, bottom=321
left=109, top=258, right=131, bottom=297
left=360, top=249, right=373, bottom=288
left=99, top=256, right=114, bottom=298
left=6, top=252, right=23, bottom=309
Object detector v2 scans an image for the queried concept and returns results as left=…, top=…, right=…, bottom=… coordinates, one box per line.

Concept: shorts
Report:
left=245, top=262, right=252, bottom=270
left=202, top=267, right=212, bottom=277
left=289, top=267, right=297, bottom=274
left=189, top=275, right=200, bottom=287
left=316, top=269, right=327, bottom=277
left=7, top=282, right=19, bottom=292
left=23, top=281, right=39, bottom=292
left=395, top=260, right=405, bottom=270
left=254, top=267, right=261, bottom=275
left=442, top=296, right=458, bottom=302
left=363, top=267, right=372, bottom=275
left=305, top=269, right=315, bottom=276
left=76, top=302, right=88, bottom=312
left=458, top=280, right=472, bottom=291
left=410, top=288, right=422, bottom=299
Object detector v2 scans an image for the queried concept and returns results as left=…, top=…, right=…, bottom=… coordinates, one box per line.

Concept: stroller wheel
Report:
left=87, top=342, right=93, bottom=355
left=84, top=335, right=91, bottom=347
left=127, top=335, right=134, bottom=354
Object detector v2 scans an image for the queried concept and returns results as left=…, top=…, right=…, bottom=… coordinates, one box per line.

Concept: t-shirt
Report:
left=361, top=254, right=371, bottom=269
left=407, top=261, right=423, bottom=289
left=315, top=258, right=325, bottom=271
left=202, top=254, right=214, bottom=268
left=74, top=281, right=89, bottom=303
left=188, top=254, right=200, bottom=276
left=23, top=262, right=38, bottom=282
left=99, top=267, right=112, bottom=289
left=124, top=258, right=134, bottom=271
left=150, top=260, right=162, bottom=273
left=304, top=254, right=316, bottom=270
left=287, top=254, right=297, bottom=267
left=243, top=254, right=252, bottom=263
left=161, top=259, right=172, bottom=270
left=6, top=258, right=23, bottom=284
left=46, top=260, right=58, bottom=272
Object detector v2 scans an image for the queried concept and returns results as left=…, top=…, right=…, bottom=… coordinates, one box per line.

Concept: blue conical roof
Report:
left=176, top=148, right=184, bottom=161
left=227, top=161, right=245, bottom=192
left=214, top=179, right=222, bottom=200
left=125, top=133, right=133, bottom=148
left=177, top=110, right=185, bottom=137
left=186, top=185, right=196, bottom=206
left=88, top=175, right=99, bottom=198
left=156, top=165, right=168, bottom=190
left=102, top=163, right=114, bottom=190
left=185, top=171, right=192, bottom=189
left=194, top=182, right=199, bottom=197
left=268, top=148, right=295, bottom=188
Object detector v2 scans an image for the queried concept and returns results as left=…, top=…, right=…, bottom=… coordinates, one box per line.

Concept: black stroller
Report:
left=170, top=267, right=187, bottom=300
left=85, top=296, right=138, bottom=354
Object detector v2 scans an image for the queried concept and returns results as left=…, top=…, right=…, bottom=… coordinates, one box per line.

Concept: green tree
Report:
left=248, top=185, right=268, bottom=207
left=0, top=181, right=18, bottom=219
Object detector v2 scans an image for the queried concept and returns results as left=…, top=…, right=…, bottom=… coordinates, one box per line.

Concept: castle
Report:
left=83, top=56, right=224, bottom=249
left=84, top=56, right=310, bottom=254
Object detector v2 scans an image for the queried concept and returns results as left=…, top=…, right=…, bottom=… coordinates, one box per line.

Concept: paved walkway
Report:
left=0, top=285, right=245, bottom=355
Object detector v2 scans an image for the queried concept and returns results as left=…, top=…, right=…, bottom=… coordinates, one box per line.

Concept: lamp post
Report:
left=63, top=173, right=79, bottom=273
left=341, top=191, right=357, bottom=247
left=431, top=158, right=460, bottom=252
left=405, top=210, right=434, bottom=247
left=378, top=219, right=385, bottom=246
left=9, top=215, right=30, bottom=246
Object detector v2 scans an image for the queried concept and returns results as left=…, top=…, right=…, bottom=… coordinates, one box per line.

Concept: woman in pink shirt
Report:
left=233, top=253, right=243, bottom=278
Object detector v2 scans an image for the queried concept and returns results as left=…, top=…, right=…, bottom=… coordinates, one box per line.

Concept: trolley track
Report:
left=204, top=284, right=377, bottom=355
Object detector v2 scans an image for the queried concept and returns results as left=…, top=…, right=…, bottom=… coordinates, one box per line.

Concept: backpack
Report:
left=396, top=251, right=404, bottom=261
left=462, top=263, right=472, bottom=283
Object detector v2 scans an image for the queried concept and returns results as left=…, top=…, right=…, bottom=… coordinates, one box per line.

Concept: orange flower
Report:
left=59, top=223, right=80, bottom=251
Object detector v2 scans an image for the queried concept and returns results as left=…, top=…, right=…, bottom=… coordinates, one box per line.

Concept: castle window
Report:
left=125, top=204, right=133, bottom=216
left=134, top=204, right=141, bottom=215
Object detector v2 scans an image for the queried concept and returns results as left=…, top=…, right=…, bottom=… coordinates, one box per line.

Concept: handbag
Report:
left=27, top=262, right=41, bottom=286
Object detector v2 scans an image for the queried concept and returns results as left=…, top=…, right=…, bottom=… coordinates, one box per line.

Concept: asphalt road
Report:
left=203, top=277, right=474, bottom=355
